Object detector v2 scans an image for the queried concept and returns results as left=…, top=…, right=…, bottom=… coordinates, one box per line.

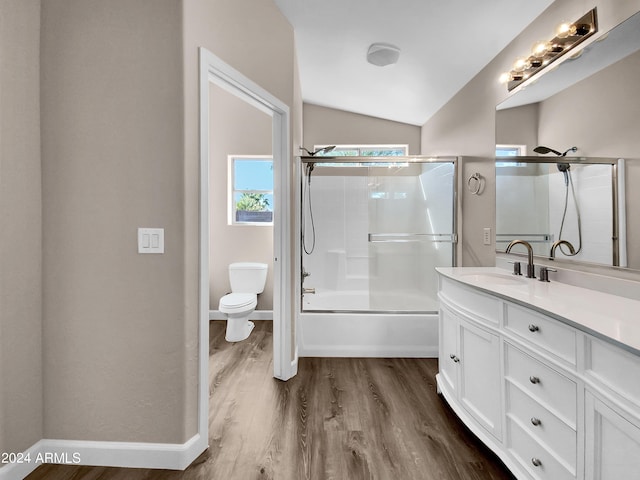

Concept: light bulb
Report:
left=499, top=72, right=511, bottom=84
left=557, top=22, right=572, bottom=38
left=512, top=57, right=530, bottom=72
left=531, top=40, right=549, bottom=58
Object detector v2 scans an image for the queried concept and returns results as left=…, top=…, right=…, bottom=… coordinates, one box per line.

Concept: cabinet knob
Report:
left=530, top=417, right=542, bottom=426
left=449, top=354, right=460, bottom=363
left=528, top=324, right=539, bottom=332
left=531, top=458, right=542, bottom=467
left=529, top=376, right=540, bottom=384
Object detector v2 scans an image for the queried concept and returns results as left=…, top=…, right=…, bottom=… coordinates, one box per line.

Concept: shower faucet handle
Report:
left=538, top=267, right=557, bottom=282
left=508, top=261, right=522, bottom=276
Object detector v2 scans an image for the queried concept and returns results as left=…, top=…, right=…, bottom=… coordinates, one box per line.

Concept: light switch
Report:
left=138, top=228, right=164, bottom=254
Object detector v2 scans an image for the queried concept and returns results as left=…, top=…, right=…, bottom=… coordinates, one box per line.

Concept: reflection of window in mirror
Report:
left=496, top=144, right=526, bottom=156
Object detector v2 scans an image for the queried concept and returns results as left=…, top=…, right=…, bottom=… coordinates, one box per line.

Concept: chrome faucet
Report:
left=506, top=239, right=536, bottom=278
left=550, top=240, right=576, bottom=259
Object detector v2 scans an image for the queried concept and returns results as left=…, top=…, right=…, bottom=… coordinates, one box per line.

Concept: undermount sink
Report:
left=458, top=272, right=528, bottom=286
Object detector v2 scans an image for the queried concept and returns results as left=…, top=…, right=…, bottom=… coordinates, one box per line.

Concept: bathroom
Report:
left=2, top=1, right=640, bottom=480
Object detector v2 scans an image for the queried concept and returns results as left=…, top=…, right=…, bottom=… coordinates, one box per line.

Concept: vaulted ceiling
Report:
left=274, top=0, right=555, bottom=125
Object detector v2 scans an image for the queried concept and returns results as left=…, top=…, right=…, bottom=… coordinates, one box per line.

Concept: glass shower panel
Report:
left=367, top=163, right=454, bottom=311
left=301, top=160, right=455, bottom=312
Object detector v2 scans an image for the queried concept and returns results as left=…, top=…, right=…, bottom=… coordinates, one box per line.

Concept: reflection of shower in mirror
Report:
left=534, top=145, right=582, bottom=256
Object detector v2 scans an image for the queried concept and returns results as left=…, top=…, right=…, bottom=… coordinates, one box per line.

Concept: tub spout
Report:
left=506, top=239, right=535, bottom=278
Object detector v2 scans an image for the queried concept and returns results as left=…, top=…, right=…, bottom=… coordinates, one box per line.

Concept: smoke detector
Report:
left=366, top=43, right=400, bottom=67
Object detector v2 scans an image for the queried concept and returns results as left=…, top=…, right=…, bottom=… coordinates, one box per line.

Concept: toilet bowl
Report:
left=219, top=262, right=267, bottom=342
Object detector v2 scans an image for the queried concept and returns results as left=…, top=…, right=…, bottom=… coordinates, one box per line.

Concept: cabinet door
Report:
left=459, top=318, right=502, bottom=440
left=585, top=391, right=640, bottom=480
left=439, top=304, right=459, bottom=397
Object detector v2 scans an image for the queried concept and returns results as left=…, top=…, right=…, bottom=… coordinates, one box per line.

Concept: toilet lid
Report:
left=220, top=293, right=256, bottom=308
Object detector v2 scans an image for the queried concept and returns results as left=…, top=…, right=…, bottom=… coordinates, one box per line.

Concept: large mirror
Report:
left=496, top=9, right=640, bottom=270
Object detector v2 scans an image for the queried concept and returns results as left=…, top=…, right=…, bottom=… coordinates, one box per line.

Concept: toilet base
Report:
left=225, top=318, right=255, bottom=342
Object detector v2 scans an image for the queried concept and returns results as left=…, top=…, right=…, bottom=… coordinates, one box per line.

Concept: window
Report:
left=312, top=144, right=409, bottom=167
left=496, top=144, right=527, bottom=167
left=229, top=155, right=273, bottom=225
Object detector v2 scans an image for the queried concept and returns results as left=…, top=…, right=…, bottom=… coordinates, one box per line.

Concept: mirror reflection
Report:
left=496, top=158, right=623, bottom=267
left=495, top=10, right=640, bottom=270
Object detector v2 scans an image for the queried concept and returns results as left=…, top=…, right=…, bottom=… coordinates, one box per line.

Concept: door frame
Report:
left=198, top=47, right=297, bottom=439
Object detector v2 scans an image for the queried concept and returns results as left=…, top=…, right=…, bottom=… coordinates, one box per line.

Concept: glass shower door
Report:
left=301, top=158, right=456, bottom=312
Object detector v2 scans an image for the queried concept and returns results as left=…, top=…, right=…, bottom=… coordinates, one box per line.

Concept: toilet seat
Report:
left=219, top=293, right=257, bottom=313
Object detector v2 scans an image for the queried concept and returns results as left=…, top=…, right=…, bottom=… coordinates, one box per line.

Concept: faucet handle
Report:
left=538, top=266, right=557, bottom=282
left=508, top=261, right=522, bottom=276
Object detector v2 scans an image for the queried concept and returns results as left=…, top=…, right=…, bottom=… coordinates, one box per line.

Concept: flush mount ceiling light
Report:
left=367, top=43, right=400, bottom=67
left=499, top=8, right=597, bottom=90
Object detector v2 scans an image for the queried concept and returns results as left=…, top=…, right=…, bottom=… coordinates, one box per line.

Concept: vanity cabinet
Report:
left=437, top=271, right=640, bottom=480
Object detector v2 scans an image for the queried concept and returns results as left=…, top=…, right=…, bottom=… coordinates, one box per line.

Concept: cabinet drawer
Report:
left=439, top=277, right=500, bottom=326
left=504, top=303, right=576, bottom=366
left=586, top=337, right=640, bottom=407
left=505, top=343, right=577, bottom=427
left=506, top=381, right=576, bottom=470
left=507, top=418, right=576, bottom=480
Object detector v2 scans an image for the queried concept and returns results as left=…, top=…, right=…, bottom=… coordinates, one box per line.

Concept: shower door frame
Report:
left=299, top=155, right=459, bottom=313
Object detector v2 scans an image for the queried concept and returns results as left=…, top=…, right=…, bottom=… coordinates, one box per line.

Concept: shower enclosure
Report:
left=300, top=156, right=457, bottom=316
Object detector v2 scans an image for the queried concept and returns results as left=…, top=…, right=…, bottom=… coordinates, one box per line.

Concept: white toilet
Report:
left=219, top=262, right=268, bottom=342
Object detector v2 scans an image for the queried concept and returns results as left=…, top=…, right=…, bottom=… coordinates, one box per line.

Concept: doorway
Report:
left=198, top=48, right=296, bottom=445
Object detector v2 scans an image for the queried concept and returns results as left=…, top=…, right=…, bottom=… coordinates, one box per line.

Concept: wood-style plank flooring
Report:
left=27, top=321, right=515, bottom=480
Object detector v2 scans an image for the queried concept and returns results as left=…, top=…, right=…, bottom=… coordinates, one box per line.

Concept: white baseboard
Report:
left=209, top=309, right=273, bottom=321
left=0, top=434, right=206, bottom=480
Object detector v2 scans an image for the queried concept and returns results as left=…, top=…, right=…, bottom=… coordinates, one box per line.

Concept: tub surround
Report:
left=437, top=266, right=640, bottom=355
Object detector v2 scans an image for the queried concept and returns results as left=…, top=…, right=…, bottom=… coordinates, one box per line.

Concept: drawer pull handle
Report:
left=449, top=354, right=460, bottom=363
left=528, top=324, right=539, bottom=332
left=529, top=376, right=540, bottom=384
left=531, top=458, right=542, bottom=467
left=531, top=417, right=542, bottom=426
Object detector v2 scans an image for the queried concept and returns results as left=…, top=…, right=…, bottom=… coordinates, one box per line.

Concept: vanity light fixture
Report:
left=500, top=8, right=597, bottom=91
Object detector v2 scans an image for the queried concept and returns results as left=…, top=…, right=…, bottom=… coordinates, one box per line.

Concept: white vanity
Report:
left=436, top=267, right=640, bottom=480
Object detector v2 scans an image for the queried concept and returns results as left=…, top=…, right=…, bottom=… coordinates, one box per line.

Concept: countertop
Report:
left=436, top=267, right=640, bottom=356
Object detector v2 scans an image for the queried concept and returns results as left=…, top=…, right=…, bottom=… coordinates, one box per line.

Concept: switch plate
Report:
left=483, top=227, right=491, bottom=246
left=138, top=228, right=164, bottom=254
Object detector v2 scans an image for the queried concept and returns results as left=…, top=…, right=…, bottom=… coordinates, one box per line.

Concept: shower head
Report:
left=533, top=145, right=578, bottom=157
left=299, top=145, right=336, bottom=156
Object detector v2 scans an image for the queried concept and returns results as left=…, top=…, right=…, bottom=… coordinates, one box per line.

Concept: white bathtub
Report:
left=299, top=289, right=439, bottom=358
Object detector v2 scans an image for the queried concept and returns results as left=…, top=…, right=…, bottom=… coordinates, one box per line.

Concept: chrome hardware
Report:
left=508, top=261, right=522, bottom=276
left=528, top=324, right=539, bottom=332
left=531, top=417, right=542, bottom=426
left=302, top=269, right=311, bottom=279
left=506, top=240, right=536, bottom=278
left=449, top=354, right=460, bottom=363
left=531, top=458, right=542, bottom=467
left=538, top=266, right=557, bottom=282
left=302, top=287, right=316, bottom=294
left=529, top=376, right=540, bottom=384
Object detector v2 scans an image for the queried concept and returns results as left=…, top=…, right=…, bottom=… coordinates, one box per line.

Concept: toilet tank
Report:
left=229, top=262, right=268, bottom=294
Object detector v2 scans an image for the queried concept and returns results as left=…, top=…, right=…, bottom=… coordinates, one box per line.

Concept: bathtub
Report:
left=299, top=289, right=439, bottom=358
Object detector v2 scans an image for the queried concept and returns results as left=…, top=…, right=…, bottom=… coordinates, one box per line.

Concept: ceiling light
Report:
left=367, top=43, right=400, bottom=67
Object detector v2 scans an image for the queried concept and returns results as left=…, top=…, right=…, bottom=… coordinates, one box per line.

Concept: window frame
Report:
left=228, top=154, right=274, bottom=226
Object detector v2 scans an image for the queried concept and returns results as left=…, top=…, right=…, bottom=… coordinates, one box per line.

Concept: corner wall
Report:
left=0, top=0, right=43, bottom=456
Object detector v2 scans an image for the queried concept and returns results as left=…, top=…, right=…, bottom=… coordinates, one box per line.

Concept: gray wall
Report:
left=0, top=0, right=43, bottom=455
left=41, top=0, right=186, bottom=442
left=209, top=83, right=274, bottom=310
left=421, top=0, right=640, bottom=273
left=303, top=104, right=421, bottom=154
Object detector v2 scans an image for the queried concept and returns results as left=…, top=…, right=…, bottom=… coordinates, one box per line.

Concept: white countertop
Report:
left=436, top=267, right=640, bottom=355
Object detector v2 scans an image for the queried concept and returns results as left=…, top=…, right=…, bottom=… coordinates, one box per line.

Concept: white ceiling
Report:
left=274, top=0, right=555, bottom=126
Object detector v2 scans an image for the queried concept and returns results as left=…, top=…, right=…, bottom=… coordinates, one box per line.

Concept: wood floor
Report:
left=27, top=321, right=515, bottom=480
